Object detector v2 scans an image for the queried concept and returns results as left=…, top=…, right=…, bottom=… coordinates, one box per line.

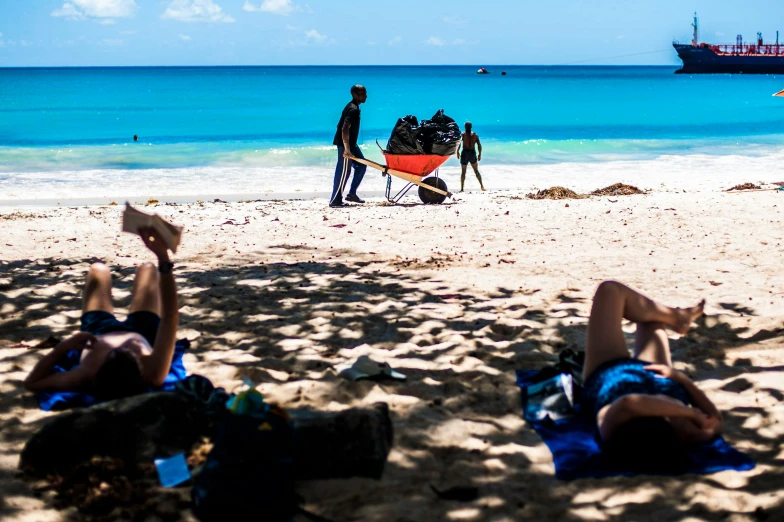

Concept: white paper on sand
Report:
left=523, top=374, right=575, bottom=422
left=122, top=202, right=183, bottom=253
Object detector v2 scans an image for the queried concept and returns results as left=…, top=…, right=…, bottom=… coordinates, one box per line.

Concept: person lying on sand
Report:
left=581, top=280, right=722, bottom=473
left=24, top=227, right=179, bottom=400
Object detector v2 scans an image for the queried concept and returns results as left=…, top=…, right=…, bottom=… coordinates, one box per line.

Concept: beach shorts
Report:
left=460, top=149, right=478, bottom=165
left=80, top=310, right=161, bottom=346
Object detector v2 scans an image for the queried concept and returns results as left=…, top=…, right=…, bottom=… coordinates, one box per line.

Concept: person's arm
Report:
left=456, top=141, right=461, bottom=159
left=341, top=119, right=352, bottom=157
left=645, top=364, right=723, bottom=436
left=24, top=333, right=95, bottom=392
left=645, top=365, right=719, bottom=417
left=341, top=107, right=358, bottom=158
left=669, top=416, right=718, bottom=444
left=598, top=393, right=702, bottom=441
left=476, top=135, right=482, bottom=162
left=138, top=227, right=179, bottom=387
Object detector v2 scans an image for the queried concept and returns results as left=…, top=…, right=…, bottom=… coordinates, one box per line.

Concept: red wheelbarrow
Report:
left=347, top=150, right=452, bottom=204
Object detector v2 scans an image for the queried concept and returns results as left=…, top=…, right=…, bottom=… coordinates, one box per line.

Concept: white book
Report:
left=122, top=202, right=183, bottom=253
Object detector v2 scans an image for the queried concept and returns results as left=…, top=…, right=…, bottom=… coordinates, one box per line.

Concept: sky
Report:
left=1, top=0, right=784, bottom=66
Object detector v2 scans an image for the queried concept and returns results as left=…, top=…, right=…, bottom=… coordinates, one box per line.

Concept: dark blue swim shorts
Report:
left=80, top=310, right=160, bottom=347
left=460, top=149, right=478, bottom=165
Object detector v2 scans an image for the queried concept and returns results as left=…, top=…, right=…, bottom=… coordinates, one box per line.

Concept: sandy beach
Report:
left=1, top=187, right=783, bottom=521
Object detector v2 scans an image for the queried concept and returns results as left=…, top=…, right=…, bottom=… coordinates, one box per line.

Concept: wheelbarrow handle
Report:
left=347, top=155, right=452, bottom=198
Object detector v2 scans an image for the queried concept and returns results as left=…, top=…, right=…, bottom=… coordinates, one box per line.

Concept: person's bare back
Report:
left=461, top=131, right=479, bottom=150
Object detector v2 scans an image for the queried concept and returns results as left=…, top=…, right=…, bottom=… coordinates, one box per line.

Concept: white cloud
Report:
left=179, top=34, right=192, bottom=41
left=20, top=40, right=31, bottom=47
left=52, top=3, right=86, bottom=20
left=304, top=29, right=326, bottom=44
left=52, top=0, right=137, bottom=20
left=388, top=36, right=402, bottom=45
left=0, top=33, right=3, bottom=38
left=426, top=36, right=445, bottom=46
left=99, top=19, right=116, bottom=25
left=243, top=0, right=298, bottom=15
left=274, top=28, right=331, bottom=47
left=452, top=38, right=465, bottom=45
left=162, top=0, right=235, bottom=23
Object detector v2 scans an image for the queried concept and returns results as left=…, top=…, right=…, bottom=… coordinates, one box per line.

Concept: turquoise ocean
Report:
left=1, top=66, right=784, bottom=202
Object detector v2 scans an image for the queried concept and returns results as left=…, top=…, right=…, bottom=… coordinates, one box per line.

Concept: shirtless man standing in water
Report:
left=455, top=121, right=485, bottom=192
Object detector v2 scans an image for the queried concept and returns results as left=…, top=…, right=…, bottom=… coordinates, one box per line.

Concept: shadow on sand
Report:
left=0, top=254, right=782, bottom=521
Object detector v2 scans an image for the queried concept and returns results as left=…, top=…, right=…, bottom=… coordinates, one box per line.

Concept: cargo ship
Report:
left=673, top=13, right=784, bottom=74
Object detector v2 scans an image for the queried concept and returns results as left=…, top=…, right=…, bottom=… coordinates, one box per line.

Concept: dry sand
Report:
left=1, top=189, right=783, bottom=521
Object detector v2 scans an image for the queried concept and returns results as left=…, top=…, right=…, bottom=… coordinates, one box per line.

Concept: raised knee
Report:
left=595, top=280, right=622, bottom=297
left=88, top=262, right=111, bottom=278
left=136, top=262, right=156, bottom=275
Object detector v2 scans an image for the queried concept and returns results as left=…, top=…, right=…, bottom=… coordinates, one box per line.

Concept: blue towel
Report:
left=36, top=339, right=190, bottom=411
left=516, top=369, right=755, bottom=480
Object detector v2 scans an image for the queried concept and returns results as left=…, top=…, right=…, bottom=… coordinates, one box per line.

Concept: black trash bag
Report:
left=386, top=115, right=423, bottom=155
left=416, top=109, right=461, bottom=156
left=385, top=110, right=461, bottom=156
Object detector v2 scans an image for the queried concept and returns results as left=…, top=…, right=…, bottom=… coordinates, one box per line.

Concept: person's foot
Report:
left=673, top=300, right=705, bottom=334
left=345, top=194, right=365, bottom=204
left=481, top=187, right=486, bottom=191
left=329, top=200, right=346, bottom=208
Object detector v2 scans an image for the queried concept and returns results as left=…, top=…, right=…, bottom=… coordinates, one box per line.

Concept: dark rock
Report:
left=290, top=402, right=393, bottom=480
left=20, top=392, right=210, bottom=475
left=21, top=393, right=393, bottom=481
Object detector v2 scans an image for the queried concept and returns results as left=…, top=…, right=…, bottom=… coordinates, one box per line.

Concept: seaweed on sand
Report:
left=525, top=187, right=587, bottom=200
left=726, top=183, right=762, bottom=191
left=591, top=183, right=646, bottom=196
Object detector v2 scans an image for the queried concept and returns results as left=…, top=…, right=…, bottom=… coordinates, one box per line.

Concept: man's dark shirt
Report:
left=333, top=101, right=361, bottom=147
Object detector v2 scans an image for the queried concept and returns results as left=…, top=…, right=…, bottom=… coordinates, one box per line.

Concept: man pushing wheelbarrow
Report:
left=341, top=109, right=463, bottom=205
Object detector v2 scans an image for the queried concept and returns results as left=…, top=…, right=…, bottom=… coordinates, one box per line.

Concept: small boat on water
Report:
left=477, top=67, right=489, bottom=74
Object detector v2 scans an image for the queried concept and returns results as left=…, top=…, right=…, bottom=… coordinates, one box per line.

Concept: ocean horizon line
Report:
left=0, top=64, right=681, bottom=70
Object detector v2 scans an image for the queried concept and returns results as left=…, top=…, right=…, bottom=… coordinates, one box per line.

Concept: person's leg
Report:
left=634, top=322, right=672, bottom=366
left=330, top=147, right=348, bottom=205
left=471, top=162, right=485, bottom=190
left=347, top=145, right=366, bottom=197
left=583, top=280, right=704, bottom=379
left=460, top=164, right=467, bottom=191
left=128, top=262, right=161, bottom=315
left=82, top=263, right=114, bottom=314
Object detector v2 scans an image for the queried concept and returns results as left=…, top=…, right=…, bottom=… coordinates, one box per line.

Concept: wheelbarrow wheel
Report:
left=418, top=177, right=448, bottom=204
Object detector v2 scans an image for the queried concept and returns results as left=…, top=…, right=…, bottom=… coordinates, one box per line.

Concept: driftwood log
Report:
left=19, top=392, right=393, bottom=481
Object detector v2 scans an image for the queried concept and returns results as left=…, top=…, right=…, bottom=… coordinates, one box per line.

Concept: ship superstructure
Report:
left=673, top=13, right=784, bottom=74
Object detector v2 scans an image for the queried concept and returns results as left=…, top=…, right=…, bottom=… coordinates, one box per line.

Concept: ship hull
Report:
left=673, top=43, right=784, bottom=74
